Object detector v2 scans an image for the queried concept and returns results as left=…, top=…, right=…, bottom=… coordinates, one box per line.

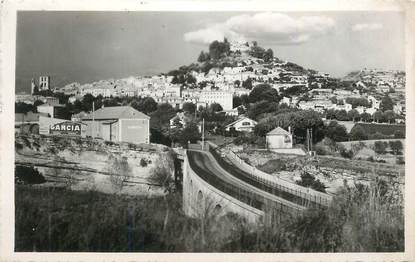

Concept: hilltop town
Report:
left=13, top=33, right=405, bottom=253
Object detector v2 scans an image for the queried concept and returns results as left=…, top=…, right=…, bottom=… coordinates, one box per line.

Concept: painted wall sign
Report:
left=50, top=121, right=83, bottom=135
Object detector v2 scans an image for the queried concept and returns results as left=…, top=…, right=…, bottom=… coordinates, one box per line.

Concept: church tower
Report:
left=30, top=78, right=38, bottom=95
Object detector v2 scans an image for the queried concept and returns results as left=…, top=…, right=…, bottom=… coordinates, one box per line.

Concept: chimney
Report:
left=288, top=126, right=291, bottom=134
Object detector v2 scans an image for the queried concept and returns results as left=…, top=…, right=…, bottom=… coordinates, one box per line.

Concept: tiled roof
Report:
left=82, top=106, right=149, bottom=120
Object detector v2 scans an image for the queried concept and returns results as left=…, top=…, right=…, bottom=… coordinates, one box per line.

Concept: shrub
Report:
left=257, top=159, right=287, bottom=174
left=340, top=148, right=353, bottom=159
left=394, top=130, right=405, bottom=139
left=296, top=171, right=326, bottom=193
left=140, top=158, right=148, bottom=167
left=389, top=140, right=403, bottom=155
left=374, top=141, right=388, bottom=154
left=396, top=156, right=405, bottom=165
left=315, top=144, right=327, bottom=155
left=15, top=165, right=46, bottom=184
left=371, top=132, right=387, bottom=140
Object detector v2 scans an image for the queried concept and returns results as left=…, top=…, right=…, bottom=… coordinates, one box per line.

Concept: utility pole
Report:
left=92, top=101, right=95, bottom=138
left=310, top=128, right=313, bottom=152
left=201, top=118, right=205, bottom=150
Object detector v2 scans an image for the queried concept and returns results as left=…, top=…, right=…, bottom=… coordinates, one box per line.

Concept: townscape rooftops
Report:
left=267, top=126, right=291, bottom=136
left=82, top=106, right=150, bottom=120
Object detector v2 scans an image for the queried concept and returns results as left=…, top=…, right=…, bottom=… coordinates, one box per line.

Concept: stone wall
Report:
left=15, top=134, right=174, bottom=196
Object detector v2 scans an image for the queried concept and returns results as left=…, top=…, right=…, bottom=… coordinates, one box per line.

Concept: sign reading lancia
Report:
left=50, top=121, right=84, bottom=136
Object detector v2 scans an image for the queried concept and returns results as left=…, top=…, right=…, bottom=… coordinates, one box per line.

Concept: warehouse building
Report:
left=82, top=106, right=150, bottom=144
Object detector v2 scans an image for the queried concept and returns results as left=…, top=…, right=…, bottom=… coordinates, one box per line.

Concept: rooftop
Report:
left=267, top=127, right=290, bottom=136
left=82, top=106, right=150, bottom=120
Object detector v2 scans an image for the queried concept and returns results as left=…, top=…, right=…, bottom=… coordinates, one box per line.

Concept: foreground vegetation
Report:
left=15, top=179, right=403, bottom=252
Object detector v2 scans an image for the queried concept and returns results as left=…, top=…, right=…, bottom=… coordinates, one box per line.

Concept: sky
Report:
left=15, top=11, right=405, bottom=93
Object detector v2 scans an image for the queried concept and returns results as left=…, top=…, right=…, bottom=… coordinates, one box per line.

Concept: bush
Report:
left=389, top=140, right=403, bottom=155
left=140, top=158, right=148, bottom=167
left=394, top=130, right=405, bottom=139
left=349, top=125, right=368, bottom=141
left=296, top=172, right=326, bottom=193
left=315, top=144, right=327, bottom=155
left=15, top=165, right=46, bottom=184
left=374, top=141, right=388, bottom=154
left=257, top=159, right=287, bottom=174
left=396, top=156, right=405, bottom=165
left=340, top=148, right=354, bottom=159
left=371, top=132, right=387, bottom=140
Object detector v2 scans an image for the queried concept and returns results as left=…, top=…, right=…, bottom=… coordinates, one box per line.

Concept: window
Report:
left=242, top=122, right=251, bottom=126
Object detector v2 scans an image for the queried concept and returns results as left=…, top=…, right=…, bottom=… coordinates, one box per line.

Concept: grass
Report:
left=15, top=179, right=403, bottom=252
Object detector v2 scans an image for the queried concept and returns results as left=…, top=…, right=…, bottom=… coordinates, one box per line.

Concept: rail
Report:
left=187, top=150, right=302, bottom=215
left=207, top=142, right=332, bottom=208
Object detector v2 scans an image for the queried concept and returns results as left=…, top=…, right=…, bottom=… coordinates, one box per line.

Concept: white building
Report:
left=199, top=90, right=233, bottom=110
left=225, top=117, right=257, bottom=132
left=266, top=127, right=293, bottom=150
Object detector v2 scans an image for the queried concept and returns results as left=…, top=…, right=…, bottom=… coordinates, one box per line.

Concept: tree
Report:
left=33, top=100, right=44, bottom=107
left=81, top=93, right=95, bottom=112
left=324, top=121, right=349, bottom=142
left=209, top=103, right=223, bottom=112
left=15, top=102, right=36, bottom=113
left=334, top=110, right=349, bottom=121
left=198, top=51, right=208, bottom=62
left=389, top=140, right=403, bottom=155
left=234, top=80, right=241, bottom=88
left=373, top=111, right=385, bottom=123
left=325, top=109, right=336, bottom=120
left=233, top=96, right=242, bottom=108
left=240, top=94, right=250, bottom=105
left=349, top=125, right=368, bottom=141
left=374, top=141, right=388, bottom=154
left=181, top=102, right=195, bottom=115
left=248, top=84, right=279, bottom=104
left=150, top=103, right=177, bottom=131
left=181, top=121, right=201, bottom=145
left=242, top=77, right=253, bottom=90
left=247, top=101, right=279, bottom=120
left=360, top=112, right=372, bottom=122
left=186, top=74, right=197, bottom=85
left=380, top=95, right=394, bottom=112
left=254, top=110, right=325, bottom=144
left=345, top=97, right=370, bottom=108
left=384, top=110, right=396, bottom=124
left=263, top=48, right=274, bottom=62
left=348, top=109, right=360, bottom=122
left=208, top=39, right=230, bottom=60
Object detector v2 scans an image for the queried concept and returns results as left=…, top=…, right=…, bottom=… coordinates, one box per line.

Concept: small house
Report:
left=266, top=127, right=293, bottom=150
left=225, top=117, right=257, bottom=133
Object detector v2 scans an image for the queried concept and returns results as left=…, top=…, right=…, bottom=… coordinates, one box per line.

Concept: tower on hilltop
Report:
left=39, top=76, right=50, bottom=91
